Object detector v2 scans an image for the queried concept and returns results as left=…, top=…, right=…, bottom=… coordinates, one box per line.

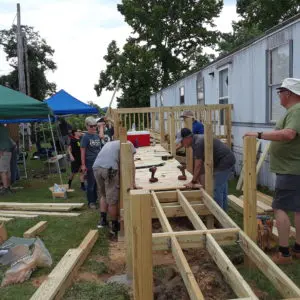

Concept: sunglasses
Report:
left=89, top=125, right=97, bottom=128
left=277, top=89, right=289, bottom=95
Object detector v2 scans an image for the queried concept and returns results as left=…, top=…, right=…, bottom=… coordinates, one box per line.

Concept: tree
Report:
left=218, top=0, right=300, bottom=54
left=95, top=0, right=223, bottom=108
left=0, top=25, right=57, bottom=100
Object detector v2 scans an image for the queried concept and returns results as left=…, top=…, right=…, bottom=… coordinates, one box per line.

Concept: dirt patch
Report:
left=31, top=275, right=48, bottom=288
left=75, top=272, right=105, bottom=284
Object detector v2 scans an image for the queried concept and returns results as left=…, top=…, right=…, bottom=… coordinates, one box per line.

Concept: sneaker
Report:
left=97, top=218, right=108, bottom=229
left=88, top=203, right=97, bottom=210
left=80, top=185, right=86, bottom=191
left=272, top=252, right=292, bottom=265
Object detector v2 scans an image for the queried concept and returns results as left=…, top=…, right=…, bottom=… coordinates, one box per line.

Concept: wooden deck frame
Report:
left=127, top=189, right=300, bottom=300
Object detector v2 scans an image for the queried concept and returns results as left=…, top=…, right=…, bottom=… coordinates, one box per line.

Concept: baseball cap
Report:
left=276, top=78, right=300, bottom=96
left=180, top=110, right=195, bottom=118
left=175, top=128, right=192, bottom=144
left=85, top=116, right=97, bottom=126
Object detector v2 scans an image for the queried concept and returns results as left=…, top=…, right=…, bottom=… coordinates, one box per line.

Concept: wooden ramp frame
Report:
left=127, top=189, right=300, bottom=300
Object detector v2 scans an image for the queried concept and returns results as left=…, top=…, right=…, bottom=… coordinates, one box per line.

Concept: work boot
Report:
left=97, top=218, right=109, bottom=229
left=272, top=252, right=292, bottom=265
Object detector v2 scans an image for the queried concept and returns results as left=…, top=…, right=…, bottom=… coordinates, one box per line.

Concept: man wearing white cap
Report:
left=244, top=78, right=300, bottom=264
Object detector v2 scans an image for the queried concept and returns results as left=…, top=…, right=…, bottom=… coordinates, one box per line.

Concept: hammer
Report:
left=149, top=166, right=158, bottom=183
left=177, top=165, right=187, bottom=180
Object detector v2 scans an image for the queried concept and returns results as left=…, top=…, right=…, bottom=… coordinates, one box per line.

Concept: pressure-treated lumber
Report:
left=31, top=230, right=98, bottom=300
left=177, top=190, right=258, bottom=299
left=0, top=210, right=80, bottom=217
left=256, top=191, right=273, bottom=206
left=131, top=190, right=153, bottom=300
left=169, top=112, right=176, bottom=156
left=24, top=221, right=47, bottom=238
left=256, top=142, right=270, bottom=176
left=152, top=191, right=204, bottom=300
left=0, top=212, right=38, bottom=218
left=239, top=196, right=273, bottom=212
left=0, top=217, right=14, bottom=223
left=121, top=142, right=134, bottom=278
left=154, top=190, right=202, bottom=202
left=152, top=228, right=239, bottom=250
left=228, top=195, right=264, bottom=214
left=236, top=140, right=261, bottom=191
left=184, top=117, right=193, bottom=174
left=238, top=230, right=300, bottom=298
left=0, top=202, right=84, bottom=212
left=243, top=137, right=257, bottom=244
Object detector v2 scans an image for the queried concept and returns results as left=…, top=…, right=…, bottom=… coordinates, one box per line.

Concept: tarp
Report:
left=44, top=89, right=98, bottom=115
left=0, top=85, right=52, bottom=119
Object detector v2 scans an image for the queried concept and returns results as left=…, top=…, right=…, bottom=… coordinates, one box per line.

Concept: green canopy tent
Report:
left=0, top=85, right=63, bottom=184
left=0, top=85, right=50, bottom=119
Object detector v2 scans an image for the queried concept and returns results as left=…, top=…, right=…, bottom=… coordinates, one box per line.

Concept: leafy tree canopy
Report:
left=0, top=25, right=57, bottom=100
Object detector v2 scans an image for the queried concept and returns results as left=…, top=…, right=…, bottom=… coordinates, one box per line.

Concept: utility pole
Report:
left=23, top=33, right=31, bottom=96
left=17, top=3, right=26, bottom=93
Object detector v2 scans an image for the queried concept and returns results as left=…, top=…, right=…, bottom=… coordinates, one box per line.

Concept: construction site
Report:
left=0, top=103, right=299, bottom=300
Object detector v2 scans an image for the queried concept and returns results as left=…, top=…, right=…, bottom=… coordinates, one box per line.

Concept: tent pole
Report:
left=48, top=115, right=63, bottom=185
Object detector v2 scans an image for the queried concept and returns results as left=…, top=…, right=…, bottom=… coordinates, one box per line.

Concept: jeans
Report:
left=213, top=167, right=233, bottom=211
left=86, top=168, right=97, bottom=204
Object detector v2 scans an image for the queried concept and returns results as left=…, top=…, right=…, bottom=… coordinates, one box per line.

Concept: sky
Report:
left=0, top=0, right=238, bottom=108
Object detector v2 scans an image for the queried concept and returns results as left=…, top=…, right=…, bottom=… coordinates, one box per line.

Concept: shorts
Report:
left=71, top=160, right=81, bottom=173
left=0, top=152, right=12, bottom=173
left=272, top=174, right=300, bottom=212
left=93, top=167, right=119, bottom=205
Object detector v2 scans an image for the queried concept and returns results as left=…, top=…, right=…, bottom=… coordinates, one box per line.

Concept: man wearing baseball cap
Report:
left=176, top=111, right=204, bottom=150
left=244, top=78, right=300, bottom=264
left=178, top=128, right=235, bottom=211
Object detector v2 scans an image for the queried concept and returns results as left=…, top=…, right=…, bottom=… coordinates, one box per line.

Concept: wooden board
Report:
left=0, top=202, right=84, bottom=212
left=0, top=217, right=14, bottom=223
left=0, top=212, right=38, bottom=218
left=24, top=221, right=48, bottom=238
left=228, top=195, right=264, bottom=214
left=0, top=210, right=80, bottom=217
left=135, top=145, right=192, bottom=191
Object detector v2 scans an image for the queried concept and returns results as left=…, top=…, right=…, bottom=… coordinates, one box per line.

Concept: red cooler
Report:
left=127, top=131, right=150, bottom=147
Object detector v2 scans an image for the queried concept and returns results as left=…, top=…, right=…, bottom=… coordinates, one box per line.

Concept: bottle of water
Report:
left=132, top=123, right=136, bottom=132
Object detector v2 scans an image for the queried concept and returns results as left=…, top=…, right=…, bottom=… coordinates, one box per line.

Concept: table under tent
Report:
left=0, top=85, right=62, bottom=184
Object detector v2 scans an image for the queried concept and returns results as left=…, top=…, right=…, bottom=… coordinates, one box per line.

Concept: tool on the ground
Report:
left=136, top=162, right=165, bottom=169
left=161, top=155, right=173, bottom=160
left=149, top=166, right=158, bottom=183
left=177, top=165, right=187, bottom=180
left=257, top=215, right=274, bottom=251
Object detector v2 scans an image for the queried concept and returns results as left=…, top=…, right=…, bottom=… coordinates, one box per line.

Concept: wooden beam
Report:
left=151, top=112, right=155, bottom=131
left=169, top=112, right=176, bottom=156
left=119, top=127, right=127, bottom=143
left=256, top=142, right=270, bottom=176
left=24, top=221, right=47, bottom=238
left=238, top=231, right=300, bottom=299
left=184, top=117, right=193, bottom=173
left=243, top=136, right=257, bottom=244
left=171, top=236, right=205, bottom=300
left=154, top=190, right=202, bottom=203
left=0, top=212, right=38, bottom=218
left=131, top=190, right=153, bottom=300
left=202, top=190, right=239, bottom=228
left=31, top=230, right=98, bottom=300
left=224, top=106, right=232, bottom=149
left=120, top=142, right=134, bottom=278
left=159, top=110, right=165, bottom=144
left=256, top=191, right=273, bottom=206
left=236, top=140, right=261, bottom=191
left=0, top=210, right=80, bottom=217
left=228, top=195, right=264, bottom=214
left=0, top=217, right=14, bottom=223
left=177, top=190, right=257, bottom=298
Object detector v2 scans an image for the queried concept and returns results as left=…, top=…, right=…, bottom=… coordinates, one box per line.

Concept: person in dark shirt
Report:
left=80, top=117, right=103, bottom=209
left=68, top=130, right=85, bottom=191
left=97, top=117, right=114, bottom=145
left=58, top=118, right=72, bottom=150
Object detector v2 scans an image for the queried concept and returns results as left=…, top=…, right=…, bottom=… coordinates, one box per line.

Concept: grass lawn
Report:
left=0, top=157, right=299, bottom=299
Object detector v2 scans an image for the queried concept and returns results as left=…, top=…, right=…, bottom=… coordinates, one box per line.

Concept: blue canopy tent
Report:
left=44, top=89, right=98, bottom=115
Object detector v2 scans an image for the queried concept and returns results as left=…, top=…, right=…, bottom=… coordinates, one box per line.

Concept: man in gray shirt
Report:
left=93, top=140, right=138, bottom=236
left=177, top=128, right=235, bottom=210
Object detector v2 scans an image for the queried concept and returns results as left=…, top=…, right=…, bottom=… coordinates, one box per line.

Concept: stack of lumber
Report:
left=0, top=202, right=84, bottom=222
left=30, top=230, right=98, bottom=300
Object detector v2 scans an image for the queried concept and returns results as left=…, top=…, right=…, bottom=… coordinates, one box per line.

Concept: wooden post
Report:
left=184, top=117, right=193, bottom=173
left=131, top=190, right=153, bottom=300
left=204, top=122, right=214, bottom=228
left=225, top=106, right=232, bottom=149
left=138, top=113, right=141, bottom=131
left=114, top=112, right=120, bottom=139
left=147, top=113, right=149, bottom=130
left=142, top=113, right=145, bottom=130
left=151, top=112, right=155, bottom=131
left=169, top=112, right=176, bottom=156
left=119, top=127, right=127, bottom=143
left=159, top=109, right=165, bottom=144
left=124, top=114, right=127, bottom=130
left=120, top=142, right=134, bottom=278
left=243, top=136, right=257, bottom=266
left=129, top=114, right=132, bottom=131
